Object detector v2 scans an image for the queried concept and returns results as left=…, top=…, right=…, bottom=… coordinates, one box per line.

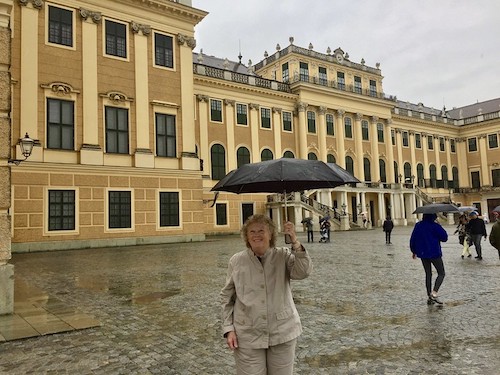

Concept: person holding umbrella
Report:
left=489, top=209, right=500, bottom=260
left=410, top=213, right=449, bottom=305
left=466, top=211, right=487, bottom=260
left=220, top=214, right=312, bottom=374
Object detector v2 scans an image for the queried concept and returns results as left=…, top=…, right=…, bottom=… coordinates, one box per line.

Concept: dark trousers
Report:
left=385, top=230, right=392, bottom=244
left=420, top=258, right=445, bottom=296
left=470, top=234, right=483, bottom=257
left=307, top=230, right=313, bottom=242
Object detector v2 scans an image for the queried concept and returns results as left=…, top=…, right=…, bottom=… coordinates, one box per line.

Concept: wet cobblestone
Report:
left=1, top=225, right=499, bottom=374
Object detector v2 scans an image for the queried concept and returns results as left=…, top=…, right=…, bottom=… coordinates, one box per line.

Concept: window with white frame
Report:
left=48, top=189, right=75, bottom=231
left=159, top=191, right=180, bottom=227
left=439, top=137, right=445, bottom=152
left=105, top=106, right=129, bottom=154
left=282, top=111, right=292, bottom=132
left=154, top=32, right=173, bottom=68
left=105, top=19, right=127, bottom=58
left=48, top=5, right=73, bottom=47
left=326, top=114, right=334, bottom=136
left=377, top=123, right=384, bottom=143
left=361, top=120, right=369, bottom=140
left=215, top=203, right=228, bottom=226
left=156, top=113, right=176, bottom=157
left=210, top=99, right=222, bottom=122
left=307, top=111, right=316, bottom=133
left=488, top=133, right=498, bottom=149
left=108, top=190, right=132, bottom=229
left=415, top=133, right=421, bottom=149
left=427, top=135, right=434, bottom=150
left=299, top=62, right=309, bottom=81
left=282, top=62, right=289, bottom=83
left=319, top=67, right=327, bottom=85
left=468, top=137, right=478, bottom=152
left=354, top=76, right=362, bottom=94
left=47, top=98, right=74, bottom=150
left=402, top=131, right=409, bottom=147
left=261, top=108, right=271, bottom=129
left=236, top=103, right=248, bottom=125
left=337, top=72, right=345, bottom=90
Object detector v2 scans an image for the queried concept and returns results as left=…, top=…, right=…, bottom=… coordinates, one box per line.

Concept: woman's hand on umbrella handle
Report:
left=412, top=253, right=416, bottom=259
left=226, top=331, right=238, bottom=350
left=283, top=221, right=297, bottom=243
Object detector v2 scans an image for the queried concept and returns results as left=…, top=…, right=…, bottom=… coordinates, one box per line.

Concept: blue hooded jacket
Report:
left=410, top=214, right=448, bottom=259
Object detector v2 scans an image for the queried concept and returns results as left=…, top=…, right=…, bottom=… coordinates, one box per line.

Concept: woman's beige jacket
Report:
left=221, top=246, right=312, bottom=349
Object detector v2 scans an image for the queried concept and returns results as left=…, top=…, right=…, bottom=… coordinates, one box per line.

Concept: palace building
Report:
left=1, top=0, right=500, bottom=255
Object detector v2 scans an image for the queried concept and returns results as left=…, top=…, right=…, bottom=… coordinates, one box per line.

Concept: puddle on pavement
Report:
left=129, top=290, right=181, bottom=304
left=305, top=338, right=451, bottom=367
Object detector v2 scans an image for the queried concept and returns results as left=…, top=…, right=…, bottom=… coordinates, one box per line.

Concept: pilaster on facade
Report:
left=224, top=100, right=236, bottom=171
left=369, top=116, right=380, bottom=182
left=296, top=102, right=308, bottom=159
left=335, top=109, right=346, bottom=168
left=196, top=94, right=210, bottom=178
left=272, top=107, right=282, bottom=159
left=354, top=113, right=364, bottom=180
left=178, top=33, right=198, bottom=170
left=478, top=134, right=490, bottom=186
left=385, top=119, right=395, bottom=183
left=317, top=106, right=327, bottom=162
left=249, top=103, right=260, bottom=162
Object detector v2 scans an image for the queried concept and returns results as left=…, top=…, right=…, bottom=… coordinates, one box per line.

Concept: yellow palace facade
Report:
left=1, top=0, right=500, bottom=256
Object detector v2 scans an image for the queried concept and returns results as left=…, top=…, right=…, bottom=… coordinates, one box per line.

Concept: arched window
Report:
left=363, top=158, right=371, bottom=182
left=308, top=152, right=318, bottom=160
left=429, top=164, right=437, bottom=188
left=441, top=165, right=448, bottom=188
left=236, top=147, right=250, bottom=168
left=261, top=148, right=273, bottom=161
left=379, top=159, right=386, bottom=182
left=404, top=162, right=411, bottom=181
left=452, top=166, right=459, bottom=189
left=327, top=154, right=336, bottom=164
left=346, top=156, right=354, bottom=176
left=210, top=144, right=226, bottom=180
left=417, top=163, right=424, bottom=187
left=283, top=151, right=295, bottom=158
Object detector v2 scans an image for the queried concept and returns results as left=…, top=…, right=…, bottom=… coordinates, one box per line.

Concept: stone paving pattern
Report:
left=1, top=224, right=499, bottom=374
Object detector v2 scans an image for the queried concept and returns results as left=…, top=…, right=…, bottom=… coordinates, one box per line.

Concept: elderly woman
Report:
left=221, top=214, right=312, bottom=375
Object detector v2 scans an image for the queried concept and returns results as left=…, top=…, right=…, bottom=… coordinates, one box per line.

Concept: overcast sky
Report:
left=192, top=0, right=500, bottom=111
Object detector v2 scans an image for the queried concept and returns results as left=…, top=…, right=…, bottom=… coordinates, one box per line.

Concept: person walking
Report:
left=454, top=214, right=472, bottom=259
left=220, top=214, right=312, bottom=375
left=410, top=213, right=448, bottom=305
left=489, top=211, right=500, bottom=260
left=466, top=211, right=487, bottom=260
left=301, top=217, right=314, bottom=243
left=382, top=216, right=394, bottom=244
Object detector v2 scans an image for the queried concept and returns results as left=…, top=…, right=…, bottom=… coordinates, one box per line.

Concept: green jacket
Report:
left=489, top=219, right=500, bottom=250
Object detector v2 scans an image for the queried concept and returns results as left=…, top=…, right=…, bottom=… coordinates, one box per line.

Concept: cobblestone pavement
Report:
left=1, top=224, right=499, bottom=374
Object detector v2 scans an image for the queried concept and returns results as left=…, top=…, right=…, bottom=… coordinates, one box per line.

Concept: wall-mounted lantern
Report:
left=8, top=133, right=34, bottom=165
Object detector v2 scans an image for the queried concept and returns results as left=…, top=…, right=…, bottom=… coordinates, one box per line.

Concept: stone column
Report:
left=445, top=136, right=452, bottom=184
left=0, top=0, right=14, bottom=315
left=133, top=22, right=154, bottom=167
left=422, top=133, right=430, bottom=180
left=370, top=117, right=380, bottom=182
left=385, top=119, right=395, bottom=183
left=18, top=0, right=40, bottom=160
left=335, top=110, right=346, bottom=168
left=80, top=8, right=103, bottom=165
left=178, top=34, right=199, bottom=171
left=354, top=113, right=364, bottom=180
left=478, top=134, right=490, bottom=185
left=249, top=103, right=260, bottom=163
left=433, top=134, right=442, bottom=179
left=456, top=138, right=468, bottom=187
left=272, top=107, right=282, bottom=158
left=224, top=100, right=236, bottom=171
left=395, top=128, right=403, bottom=180
left=409, top=130, right=417, bottom=179
left=317, top=106, right=327, bottom=161
left=296, top=102, right=308, bottom=159
left=196, top=95, right=210, bottom=178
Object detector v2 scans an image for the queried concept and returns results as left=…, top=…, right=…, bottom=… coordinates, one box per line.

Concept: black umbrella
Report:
left=211, top=158, right=359, bottom=195
left=413, top=203, right=460, bottom=214
left=211, top=158, right=359, bottom=233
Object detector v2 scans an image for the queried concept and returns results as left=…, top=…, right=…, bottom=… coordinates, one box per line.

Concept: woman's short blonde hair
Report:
left=241, top=214, right=277, bottom=248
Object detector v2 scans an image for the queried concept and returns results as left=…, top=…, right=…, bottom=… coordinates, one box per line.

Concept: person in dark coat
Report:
left=410, top=213, right=448, bottom=305
left=382, top=216, right=394, bottom=244
left=489, top=211, right=500, bottom=260
left=301, top=217, right=314, bottom=243
left=466, top=211, right=487, bottom=260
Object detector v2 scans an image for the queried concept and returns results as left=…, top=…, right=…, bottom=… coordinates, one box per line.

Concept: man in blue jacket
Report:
left=410, top=213, right=448, bottom=305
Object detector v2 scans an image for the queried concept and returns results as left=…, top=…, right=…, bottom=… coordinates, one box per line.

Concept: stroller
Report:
left=319, top=219, right=331, bottom=243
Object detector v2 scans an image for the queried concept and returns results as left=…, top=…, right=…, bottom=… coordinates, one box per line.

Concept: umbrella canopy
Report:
left=457, top=206, right=478, bottom=212
left=413, top=203, right=460, bottom=214
left=211, top=158, right=359, bottom=194
left=493, top=205, right=500, bottom=213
